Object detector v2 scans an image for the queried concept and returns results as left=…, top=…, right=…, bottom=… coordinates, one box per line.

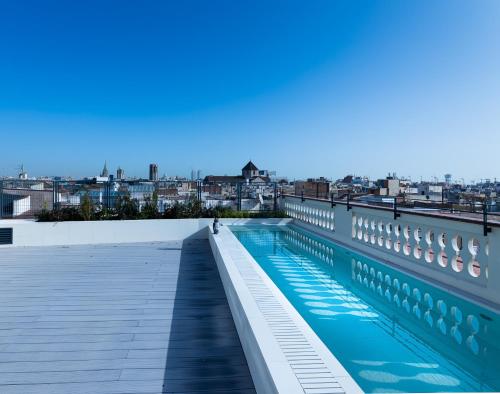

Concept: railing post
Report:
left=331, top=193, right=336, bottom=208
left=483, top=201, right=492, bottom=237
left=104, top=181, right=108, bottom=210
left=273, top=182, right=277, bottom=212
left=0, top=180, right=3, bottom=219
left=103, top=182, right=107, bottom=210
left=107, top=180, right=112, bottom=209
left=347, top=191, right=351, bottom=211
left=52, top=180, right=58, bottom=211
left=393, top=197, right=400, bottom=220
left=237, top=183, right=241, bottom=211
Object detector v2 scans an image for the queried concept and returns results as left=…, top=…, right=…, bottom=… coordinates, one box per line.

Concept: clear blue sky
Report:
left=1, top=0, right=499, bottom=181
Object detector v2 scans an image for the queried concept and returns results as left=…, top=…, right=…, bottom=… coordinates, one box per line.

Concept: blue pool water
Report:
left=231, top=225, right=500, bottom=393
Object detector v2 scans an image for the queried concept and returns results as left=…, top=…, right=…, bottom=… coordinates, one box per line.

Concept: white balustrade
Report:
left=350, top=210, right=488, bottom=283
left=283, top=201, right=335, bottom=231
left=281, top=195, right=497, bottom=304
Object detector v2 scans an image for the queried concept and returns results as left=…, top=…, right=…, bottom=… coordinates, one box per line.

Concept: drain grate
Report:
left=226, top=236, right=345, bottom=394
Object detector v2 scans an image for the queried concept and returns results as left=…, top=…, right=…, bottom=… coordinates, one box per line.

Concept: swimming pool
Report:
left=231, top=225, right=499, bottom=393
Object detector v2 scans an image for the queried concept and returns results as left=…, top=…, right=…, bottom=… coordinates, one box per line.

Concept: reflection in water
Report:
left=358, top=370, right=460, bottom=387
left=232, top=225, right=500, bottom=393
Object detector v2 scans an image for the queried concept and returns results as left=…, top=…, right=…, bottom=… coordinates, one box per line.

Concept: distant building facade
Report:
left=295, top=178, right=330, bottom=199
left=374, top=177, right=400, bottom=197
left=242, top=161, right=259, bottom=179
left=204, top=161, right=270, bottom=185
left=149, top=164, right=158, bottom=181
left=116, top=167, right=124, bottom=180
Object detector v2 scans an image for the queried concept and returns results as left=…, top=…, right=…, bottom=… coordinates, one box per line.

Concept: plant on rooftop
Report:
left=115, top=194, right=140, bottom=220
left=36, top=209, right=57, bottom=222
left=36, top=193, right=287, bottom=222
left=80, top=193, right=95, bottom=221
left=163, top=196, right=205, bottom=218
left=142, top=191, right=160, bottom=219
left=37, top=207, right=85, bottom=222
left=210, top=206, right=287, bottom=219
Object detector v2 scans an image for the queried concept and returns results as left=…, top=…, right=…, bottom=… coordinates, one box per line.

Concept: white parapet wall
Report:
left=0, top=218, right=292, bottom=247
left=282, top=195, right=500, bottom=309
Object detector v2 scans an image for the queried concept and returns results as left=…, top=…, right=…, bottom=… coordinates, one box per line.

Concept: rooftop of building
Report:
left=241, top=161, right=258, bottom=171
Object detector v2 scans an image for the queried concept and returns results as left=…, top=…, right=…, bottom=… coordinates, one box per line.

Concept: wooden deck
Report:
left=0, top=240, right=255, bottom=394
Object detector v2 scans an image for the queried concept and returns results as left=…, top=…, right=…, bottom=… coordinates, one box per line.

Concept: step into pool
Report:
left=231, top=225, right=499, bottom=393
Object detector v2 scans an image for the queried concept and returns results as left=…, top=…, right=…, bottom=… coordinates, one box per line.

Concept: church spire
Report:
left=101, top=161, right=109, bottom=177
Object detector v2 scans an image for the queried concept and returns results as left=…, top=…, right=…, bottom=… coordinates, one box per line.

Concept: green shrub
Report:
left=36, top=209, right=57, bottom=222
left=36, top=196, right=288, bottom=222
left=163, top=197, right=205, bottom=218
left=211, top=207, right=287, bottom=218
left=80, top=194, right=96, bottom=221
left=36, top=207, right=84, bottom=222
left=115, top=195, right=140, bottom=220
left=142, top=191, right=160, bottom=219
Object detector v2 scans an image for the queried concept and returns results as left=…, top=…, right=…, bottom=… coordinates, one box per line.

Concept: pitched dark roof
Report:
left=203, top=175, right=244, bottom=184
left=242, top=161, right=258, bottom=171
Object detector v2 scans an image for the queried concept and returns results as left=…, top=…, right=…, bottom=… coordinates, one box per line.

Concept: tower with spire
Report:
left=18, top=164, right=28, bottom=180
left=100, top=161, right=109, bottom=178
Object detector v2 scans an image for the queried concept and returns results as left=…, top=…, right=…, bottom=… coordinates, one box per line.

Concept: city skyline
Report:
left=1, top=1, right=500, bottom=180
left=2, top=159, right=498, bottom=186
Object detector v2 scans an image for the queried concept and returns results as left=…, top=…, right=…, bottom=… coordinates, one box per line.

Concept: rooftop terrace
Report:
left=0, top=239, right=255, bottom=394
left=0, top=201, right=498, bottom=393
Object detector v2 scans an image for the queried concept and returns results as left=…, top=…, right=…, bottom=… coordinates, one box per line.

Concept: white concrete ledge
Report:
left=0, top=218, right=292, bottom=247
left=209, top=225, right=362, bottom=394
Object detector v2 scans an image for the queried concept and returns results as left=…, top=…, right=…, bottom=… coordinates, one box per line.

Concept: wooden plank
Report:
left=0, top=240, right=255, bottom=394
